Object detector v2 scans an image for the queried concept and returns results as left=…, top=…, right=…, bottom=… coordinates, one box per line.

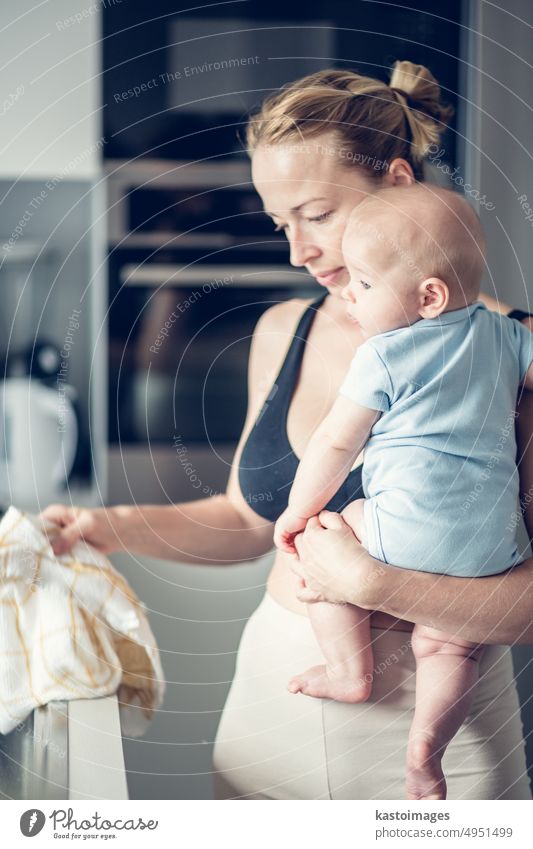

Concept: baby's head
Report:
left=341, top=184, right=486, bottom=337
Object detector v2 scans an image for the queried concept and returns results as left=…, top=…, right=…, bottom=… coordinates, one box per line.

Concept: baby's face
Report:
left=341, top=222, right=422, bottom=338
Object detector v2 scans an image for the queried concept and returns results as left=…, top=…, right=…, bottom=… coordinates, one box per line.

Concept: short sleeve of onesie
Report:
left=339, top=341, right=393, bottom=412
left=508, top=317, right=533, bottom=381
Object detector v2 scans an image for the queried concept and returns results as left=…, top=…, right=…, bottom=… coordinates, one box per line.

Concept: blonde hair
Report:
left=245, top=60, right=453, bottom=181
left=347, top=185, right=486, bottom=300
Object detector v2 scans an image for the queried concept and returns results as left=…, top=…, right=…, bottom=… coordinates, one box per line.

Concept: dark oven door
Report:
left=107, top=249, right=319, bottom=502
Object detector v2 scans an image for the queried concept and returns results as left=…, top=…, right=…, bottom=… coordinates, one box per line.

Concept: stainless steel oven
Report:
left=105, top=159, right=320, bottom=504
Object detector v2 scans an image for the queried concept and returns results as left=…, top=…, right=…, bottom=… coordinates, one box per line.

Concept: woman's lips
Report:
left=314, top=267, right=345, bottom=286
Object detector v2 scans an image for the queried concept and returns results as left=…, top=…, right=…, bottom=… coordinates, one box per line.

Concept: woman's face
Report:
left=252, top=134, right=413, bottom=297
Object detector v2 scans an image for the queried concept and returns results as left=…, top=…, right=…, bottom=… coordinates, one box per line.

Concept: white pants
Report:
left=213, top=593, right=531, bottom=800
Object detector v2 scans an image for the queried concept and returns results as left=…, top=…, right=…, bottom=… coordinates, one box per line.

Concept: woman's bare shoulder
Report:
left=251, top=296, right=315, bottom=355
left=248, top=297, right=316, bottom=390
left=254, top=296, right=315, bottom=335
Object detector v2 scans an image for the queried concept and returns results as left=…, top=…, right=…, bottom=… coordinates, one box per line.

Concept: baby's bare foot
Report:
left=406, top=735, right=447, bottom=800
left=288, top=664, right=372, bottom=703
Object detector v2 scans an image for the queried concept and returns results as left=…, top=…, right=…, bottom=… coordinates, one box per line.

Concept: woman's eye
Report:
left=308, top=211, right=332, bottom=223
left=360, top=280, right=371, bottom=290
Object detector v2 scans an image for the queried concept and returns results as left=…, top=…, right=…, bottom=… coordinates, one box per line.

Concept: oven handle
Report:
left=120, top=263, right=313, bottom=288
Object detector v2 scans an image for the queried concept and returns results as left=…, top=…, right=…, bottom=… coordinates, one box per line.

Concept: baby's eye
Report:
left=360, top=280, right=372, bottom=290
left=308, top=211, right=332, bottom=224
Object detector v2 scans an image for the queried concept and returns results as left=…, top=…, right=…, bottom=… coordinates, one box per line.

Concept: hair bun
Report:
left=389, top=59, right=454, bottom=157
left=389, top=86, right=415, bottom=106
left=389, top=61, right=443, bottom=116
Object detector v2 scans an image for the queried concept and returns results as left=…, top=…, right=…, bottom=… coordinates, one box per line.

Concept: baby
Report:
left=274, top=184, right=533, bottom=800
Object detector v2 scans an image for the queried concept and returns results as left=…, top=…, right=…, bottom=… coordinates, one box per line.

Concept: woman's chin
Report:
left=320, top=281, right=348, bottom=298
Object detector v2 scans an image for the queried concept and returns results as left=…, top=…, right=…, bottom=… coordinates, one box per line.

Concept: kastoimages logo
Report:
left=20, top=809, right=46, bottom=836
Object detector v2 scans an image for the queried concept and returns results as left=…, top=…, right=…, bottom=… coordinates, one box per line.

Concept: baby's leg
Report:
left=289, top=499, right=373, bottom=703
left=406, top=624, right=484, bottom=800
left=289, top=600, right=374, bottom=702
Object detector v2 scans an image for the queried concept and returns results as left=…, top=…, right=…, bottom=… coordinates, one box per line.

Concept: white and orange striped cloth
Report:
left=0, top=506, right=165, bottom=736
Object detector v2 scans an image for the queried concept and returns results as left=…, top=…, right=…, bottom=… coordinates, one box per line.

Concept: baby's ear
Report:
left=418, top=278, right=449, bottom=319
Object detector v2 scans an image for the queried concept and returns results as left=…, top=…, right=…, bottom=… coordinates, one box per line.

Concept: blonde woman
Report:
left=42, top=61, right=533, bottom=800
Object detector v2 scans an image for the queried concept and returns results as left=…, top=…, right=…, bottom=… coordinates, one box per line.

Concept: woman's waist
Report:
left=246, top=586, right=513, bottom=689
left=266, top=560, right=413, bottom=633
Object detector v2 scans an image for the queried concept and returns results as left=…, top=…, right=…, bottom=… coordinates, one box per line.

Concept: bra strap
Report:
left=272, top=292, right=328, bottom=398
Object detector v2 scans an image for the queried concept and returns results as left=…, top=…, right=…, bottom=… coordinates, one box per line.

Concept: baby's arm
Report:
left=274, top=397, right=380, bottom=552
left=518, top=367, right=533, bottom=544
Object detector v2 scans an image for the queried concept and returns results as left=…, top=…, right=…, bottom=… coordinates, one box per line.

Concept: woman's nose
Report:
left=288, top=233, right=321, bottom=267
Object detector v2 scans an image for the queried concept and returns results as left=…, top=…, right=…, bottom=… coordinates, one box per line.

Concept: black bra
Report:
left=238, top=293, right=364, bottom=522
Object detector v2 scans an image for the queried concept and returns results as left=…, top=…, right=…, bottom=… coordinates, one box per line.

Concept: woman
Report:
left=42, top=60, right=533, bottom=799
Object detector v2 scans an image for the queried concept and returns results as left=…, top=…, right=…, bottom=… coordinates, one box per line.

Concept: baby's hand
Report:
left=274, top=509, right=309, bottom=555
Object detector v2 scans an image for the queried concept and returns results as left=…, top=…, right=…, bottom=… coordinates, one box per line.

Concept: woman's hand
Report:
left=291, top=510, right=385, bottom=606
left=38, top=504, right=126, bottom=556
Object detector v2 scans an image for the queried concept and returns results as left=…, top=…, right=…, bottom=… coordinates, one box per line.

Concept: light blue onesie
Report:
left=339, top=302, right=533, bottom=577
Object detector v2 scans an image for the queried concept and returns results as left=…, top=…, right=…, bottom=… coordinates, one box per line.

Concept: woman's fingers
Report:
left=38, top=503, right=74, bottom=528
left=38, top=505, right=81, bottom=553
left=317, top=510, right=347, bottom=530
left=304, top=515, right=321, bottom=530
left=292, top=511, right=368, bottom=605
left=293, top=530, right=307, bottom=560
left=287, top=552, right=303, bottom=576
left=38, top=505, right=91, bottom=555
left=51, top=522, right=85, bottom=555
left=296, top=516, right=319, bottom=543
left=295, top=584, right=323, bottom=603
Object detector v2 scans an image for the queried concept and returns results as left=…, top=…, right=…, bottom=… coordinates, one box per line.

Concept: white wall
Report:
left=465, top=0, right=533, bottom=792
left=467, top=0, right=533, bottom=310
left=0, top=1, right=101, bottom=179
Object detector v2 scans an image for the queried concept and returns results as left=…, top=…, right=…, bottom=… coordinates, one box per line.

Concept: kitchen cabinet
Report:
left=0, top=1, right=101, bottom=180
left=0, top=2, right=107, bottom=505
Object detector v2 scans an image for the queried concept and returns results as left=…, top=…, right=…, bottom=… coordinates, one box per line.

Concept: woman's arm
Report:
left=41, top=301, right=308, bottom=563
left=292, top=511, right=533, bottom=645
left=42, top=495, right=272, bottom=564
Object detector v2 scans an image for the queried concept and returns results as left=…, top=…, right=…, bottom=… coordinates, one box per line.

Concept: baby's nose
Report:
left=341, top=284, right=354, bottom=302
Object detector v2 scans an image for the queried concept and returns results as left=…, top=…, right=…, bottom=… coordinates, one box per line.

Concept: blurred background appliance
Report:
left=0, top=362, right=79, bottom=511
